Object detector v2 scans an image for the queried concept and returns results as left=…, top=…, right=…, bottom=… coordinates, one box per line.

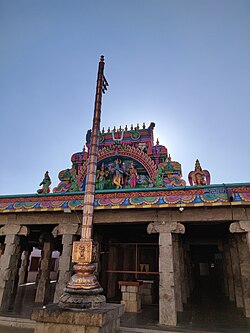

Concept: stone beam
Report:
left=1, top=206, right=250, bottom=226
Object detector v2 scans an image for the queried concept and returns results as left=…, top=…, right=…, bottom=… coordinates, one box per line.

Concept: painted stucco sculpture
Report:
left=188, top=159, right=211, bottom=186
left=53, top=122, right=186, bottom=193
left=37, top=171, right=51, bottom=194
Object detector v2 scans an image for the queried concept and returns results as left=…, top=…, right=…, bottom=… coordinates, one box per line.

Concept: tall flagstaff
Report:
left=82, top=55, right=107, bottom=240
left=59, top=56, right=108, bottom=309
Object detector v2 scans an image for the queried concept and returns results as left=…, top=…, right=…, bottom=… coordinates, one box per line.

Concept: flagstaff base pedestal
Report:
left=31, top=303, right=125, bottom=333
left=58, top=288, right=106, bottom=309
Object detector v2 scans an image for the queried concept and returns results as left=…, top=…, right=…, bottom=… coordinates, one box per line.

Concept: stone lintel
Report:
left=0, top=225, right=29, bottom=236
left=52, top=224, right=80, bottom=237
left=147, top=221, right=185, bottom=234
left=32, top=303, right=124, bottom=327
left=230, top=221, right=250, bottom=233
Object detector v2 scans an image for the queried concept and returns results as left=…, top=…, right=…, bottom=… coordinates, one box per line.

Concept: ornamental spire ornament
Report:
left=59, top=56, right=108, bottom=309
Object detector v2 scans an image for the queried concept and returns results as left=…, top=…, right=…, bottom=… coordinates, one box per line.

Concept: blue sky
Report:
left=1, top=0, right=250, bottom=195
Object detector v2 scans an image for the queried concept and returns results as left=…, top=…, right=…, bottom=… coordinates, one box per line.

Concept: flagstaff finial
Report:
left=100, top=55, right=105, bottom=62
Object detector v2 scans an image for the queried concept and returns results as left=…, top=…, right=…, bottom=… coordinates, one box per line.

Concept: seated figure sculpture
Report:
left=188, top=159, right=211, bottom=186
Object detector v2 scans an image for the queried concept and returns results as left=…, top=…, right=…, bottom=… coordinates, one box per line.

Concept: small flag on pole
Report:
left=102, top=75, right=109, bottom=94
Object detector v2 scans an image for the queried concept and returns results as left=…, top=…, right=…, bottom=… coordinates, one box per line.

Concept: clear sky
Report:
left=1, top=0, right=250, bottom=195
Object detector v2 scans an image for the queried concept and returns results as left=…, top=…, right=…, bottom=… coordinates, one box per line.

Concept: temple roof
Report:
left=0, top=183, right=250, bottom=213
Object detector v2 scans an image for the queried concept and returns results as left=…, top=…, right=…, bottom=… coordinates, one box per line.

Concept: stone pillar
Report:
left=230, top=221, right=250, bottom=317
left=229, top=237, right=243, bottom=308
left=172, top=234, right=183, bottom=312
left=183, top=244, right=190, bottom=299
left=185, top=244, right=193, bottom=295
left=52, top=224, right=79, bottom=303
left=223, top=242, right=235, bottom=302
left=222, top=251, right=229, bottom=297
left=35, top=236, right=53, bottom=304
left=0, top=225, right=29, bottom=312
left=147, top=221, right=185, bottom=326
left=179, top=241, right=187, bottom=304
left=107, top=244, right=118, bottom=300
left=18, top=249, right=31, bottom=285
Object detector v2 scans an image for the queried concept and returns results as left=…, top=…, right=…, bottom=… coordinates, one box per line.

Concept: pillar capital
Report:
left=0, top=225, right=29, bottom=236
left=230, top=221, right=250, bottom=233
left=52, top=224, right=80, bottom=237
left=147, top=221, right=185, bottom=234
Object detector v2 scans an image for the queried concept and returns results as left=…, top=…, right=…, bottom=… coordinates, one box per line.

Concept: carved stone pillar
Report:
left=147, top=221, right=185, bottom=326
left=52, top=224, right=80, bottom=303
left=0, top=225, right=29, bottom=312
left=18, top=249, right=31, bottom=285
left=35, top=235, right=53, bottom=304
left=230, top=221, right=250, bottom=317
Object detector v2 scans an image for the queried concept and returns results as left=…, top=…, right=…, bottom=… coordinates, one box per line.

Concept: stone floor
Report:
left=0, top=282, right=250, bottom=333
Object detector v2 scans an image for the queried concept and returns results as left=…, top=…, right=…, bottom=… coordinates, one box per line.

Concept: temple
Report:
left=0, top=121, right=250, bottom=331
left=0, top=74, right=250, bottom=333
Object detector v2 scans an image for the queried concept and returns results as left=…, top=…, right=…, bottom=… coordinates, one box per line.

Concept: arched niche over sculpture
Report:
left=54, top=144, right=158, bottom=193
left=53, top=123, right=187, bottom=193
left=94, top=156, right=152, bottom=190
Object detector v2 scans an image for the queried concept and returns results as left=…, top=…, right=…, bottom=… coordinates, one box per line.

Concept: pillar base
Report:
left=31, top=303, right=125, bottom=333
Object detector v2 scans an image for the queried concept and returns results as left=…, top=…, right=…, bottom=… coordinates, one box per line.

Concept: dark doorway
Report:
left=178, top=222, right=249, bottom=332
left=94, top=223, right=159, bottom=304
left=191, top=244, right=223, bottom=295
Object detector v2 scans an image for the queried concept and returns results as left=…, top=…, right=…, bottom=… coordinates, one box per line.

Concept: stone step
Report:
left=120, top=328, right=180, bottom=333
left=0, top=315, right=35, bottom=329
left=119, top=327, right=223, bottom=333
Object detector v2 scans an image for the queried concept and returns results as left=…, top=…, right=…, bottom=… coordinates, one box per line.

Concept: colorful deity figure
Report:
left=96, top=163, right=108, bottom=190
left=155, top=165, right=164, bottom=187
left=69, top=169, right=79, bottom=192
left=128, top=161, right=139, bottom=188
left=37, top=171, right=51, bottom=194
left=112, top=158, right=124, bottom=189
left=188, top=159, right=211, bottom=186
